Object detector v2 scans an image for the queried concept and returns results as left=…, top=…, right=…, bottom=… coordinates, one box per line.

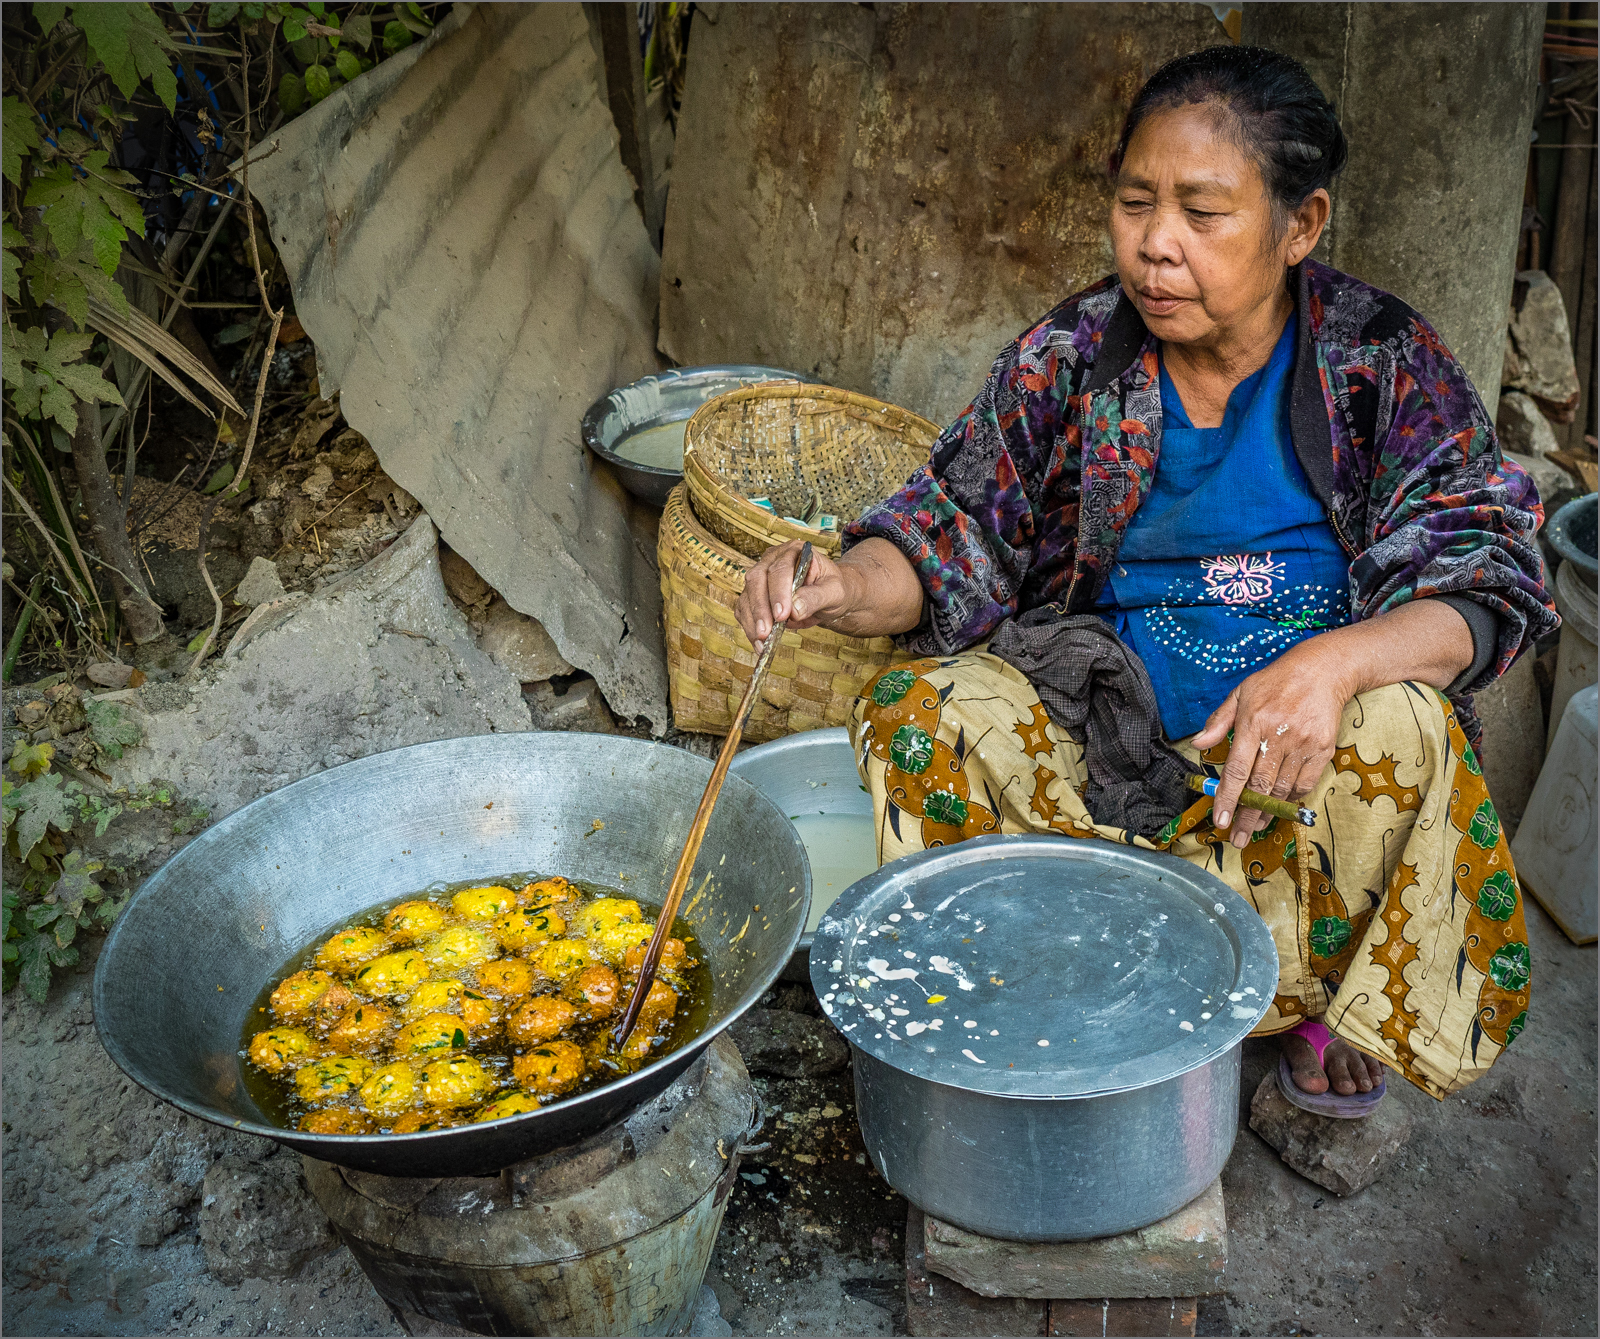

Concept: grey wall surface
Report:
left=1244, top=3, right=1543, bottom=416
left=250, top=4, right=671, bottom=731
left=660, top=2, right=1227, bottom=428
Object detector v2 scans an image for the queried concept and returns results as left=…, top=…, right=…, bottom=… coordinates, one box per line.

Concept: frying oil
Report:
left=239, top=873, right=711, bottom=1131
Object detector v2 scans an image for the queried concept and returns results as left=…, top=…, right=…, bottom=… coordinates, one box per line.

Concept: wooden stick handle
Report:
left=613, top=543, right=815, bottom=1048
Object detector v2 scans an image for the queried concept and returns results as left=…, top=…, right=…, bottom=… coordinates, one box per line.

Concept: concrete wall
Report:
left=1243, top=3, right=1543, bottom=416
left=661, top=2, right=1227, bottom=426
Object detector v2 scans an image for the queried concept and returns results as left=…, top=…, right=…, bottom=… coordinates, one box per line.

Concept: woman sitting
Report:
left=735, top=46, right=1555, bottom=1112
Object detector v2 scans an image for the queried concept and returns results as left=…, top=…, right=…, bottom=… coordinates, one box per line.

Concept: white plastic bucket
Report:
left=1512, top=684, right=1598, bottom=945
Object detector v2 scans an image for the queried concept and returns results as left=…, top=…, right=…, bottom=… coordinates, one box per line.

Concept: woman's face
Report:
left=1110, top=101, right=1326, bottom=348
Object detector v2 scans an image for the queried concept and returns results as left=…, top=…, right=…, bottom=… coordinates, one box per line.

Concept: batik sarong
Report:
left=850, top=653, right=1531, bottom=1099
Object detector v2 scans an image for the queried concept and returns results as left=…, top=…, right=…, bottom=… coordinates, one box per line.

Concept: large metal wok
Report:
left=94, top=733, right=808, bottom=1178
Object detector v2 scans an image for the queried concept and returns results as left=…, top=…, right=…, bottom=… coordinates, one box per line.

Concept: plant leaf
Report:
left=33, top=3, right=67, bottom=33
left=8, top=740, right=56, bottom=780
left=304, top=63, right=331, bottom=101
left=334, top=48, right=361, bottom=82
left=85, top=295, right=244, bottom=416
left=2, top=97, right=42, bottom=187
left=341, top=12, right=370, bottom=47
left=48, top=849, right=104, bottom=923
left=208, top=0, right=239, bottom=24
left=278, top=71, right=306, bottom=114
left=382, top=19, right=411, bottom=51
left=71, top=3, right=182, bottom=112
left=9, top=774, right=75, bottom=859
left=16, top=932, right=53, bottom=1001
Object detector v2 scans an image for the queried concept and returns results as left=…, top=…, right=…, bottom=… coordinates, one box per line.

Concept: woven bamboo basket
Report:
left=659, top=484, right=913, bottom=741
left=681, top=382, right=938, bottom=559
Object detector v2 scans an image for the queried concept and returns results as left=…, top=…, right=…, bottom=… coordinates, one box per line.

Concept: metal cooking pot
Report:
left=810, top=835, right=1276, bottom=1241
left=729, top=727, right=872, bottom=978
left=581, top=365, right=803, bottom=506
left=94, top=733, right=808, bottom=1179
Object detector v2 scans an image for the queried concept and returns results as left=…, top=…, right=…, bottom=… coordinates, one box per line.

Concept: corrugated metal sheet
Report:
left=251, top=3, right=670, bottom=730
left=660, top=2, right=1225, bottom=426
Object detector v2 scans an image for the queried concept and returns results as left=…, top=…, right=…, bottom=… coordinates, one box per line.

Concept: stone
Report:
left=299, top=461, right=335, bottom=503
left=1472, top=651, right=1546, bottom=837
left=198, top=1151, right=336, bottom=1286
left=905, top=1207, right=1048, bottom=1338
left=1247, top=1067, right=1414, bottom=1197
left=15, top=699, right=49, bottom=727
left=1496, top=390, right=1561, bottom=459
left=525, top=677, right=617, bottom=734
left=923, top=1178, right=1226, bottom=1300
left=1503, top=270, right=1582, bottom=421
left=691, top=1284, right=733, bottom=1338
left=439, top=547, right=490, bottom=607
left=111, top=516, right=531, bottom=821
left=726, top=1007, right=848, bottom=1078
left=478, top=598, right=574, bottom=682
left=85, top=662, right=139, bottom=690
left=234, top=555, right=288, bottom=607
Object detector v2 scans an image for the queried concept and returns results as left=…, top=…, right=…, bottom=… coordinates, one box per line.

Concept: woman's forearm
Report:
left=832, top=539, right=926, bottom=637
left=1315, top=598, right=1476, bottom=698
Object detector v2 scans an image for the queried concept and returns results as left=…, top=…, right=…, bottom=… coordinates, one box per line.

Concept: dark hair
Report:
left=1112, top=45, right=1348, bottom=221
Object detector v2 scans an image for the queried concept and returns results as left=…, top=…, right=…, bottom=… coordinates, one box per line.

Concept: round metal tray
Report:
left=810, top=834, right=1277, bottom=1098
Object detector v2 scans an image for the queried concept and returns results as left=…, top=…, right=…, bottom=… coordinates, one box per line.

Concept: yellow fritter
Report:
left=532, top=939, right=591, bottom=983
left=513, top=1040, right=586, bottom=1098
left=619, top=980, right=678, bottom=1061
left=571, top=897, right=643, bottom=938
left=479, top=959, right=535, bottom=997
left=396, top=1012, right=470, bottom=1057
left=423, top=927, right=496, bottom=971
left=354, top=950, right=430, bottom=997
left=452, top=885, right=517, bottom=919
left=247, top=1028, right=315, bottom=1072
left=326, top=1003, right=393, bottom=1056
left=590, top=922, right=654, bottom=966
left=390, top=1109, right=462, bottom=1133
left=563, top=964, right=621, bottom=1022
left=360, top=1061, right=420, bottom=1116
left=473, top=1092, right=541, bottom=1123
left=299, top=1107, right=372, bottom=1134
left=384, top=900, right=446, bottom=944
left=295, top=1056, right=374, bottom=1104
left=314, top=926, right=389, bottom=975
left=491, top=909, right=562, bottom=952
left=506, top=994, right=578, bottom=1047
left=418, top=1055, right=497, bottom=1108
left=270, top=969, right=337, bottom=1020
left=402, top=978, right=464, bottom=1017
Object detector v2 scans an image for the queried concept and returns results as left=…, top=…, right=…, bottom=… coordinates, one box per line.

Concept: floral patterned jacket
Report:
left=843, top=260, right=1559, bottom=743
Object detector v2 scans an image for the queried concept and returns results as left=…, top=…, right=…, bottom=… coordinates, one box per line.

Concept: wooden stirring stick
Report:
left=612, top=542, right=816, bottom=1050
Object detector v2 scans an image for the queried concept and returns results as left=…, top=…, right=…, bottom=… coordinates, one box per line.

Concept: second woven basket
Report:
left=682, top=382, right=938, bottom=559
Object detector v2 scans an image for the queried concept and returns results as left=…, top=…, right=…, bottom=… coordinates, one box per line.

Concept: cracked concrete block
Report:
left=479, top=598, right=574, bottom=683
left=1503, top=271, right=1581, bottom=421
left=113, top=516, right=531, bottom=821
left=235, top=556, right=288, bottom=607
left=526, top=678, right=616, bottom=733
left=198, top=1152, right=336, bottom=1285
left=1248, top=1068, right=1414, bottom=1197
left=923, top=1179, right=1226, bottom=1300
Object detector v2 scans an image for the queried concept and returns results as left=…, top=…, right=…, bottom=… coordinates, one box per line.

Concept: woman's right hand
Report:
left=735, top=539, right=855, bottom=646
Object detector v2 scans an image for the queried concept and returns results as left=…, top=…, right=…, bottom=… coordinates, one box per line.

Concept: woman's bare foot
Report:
left=1280, top=1027, right=1386, bottom=1096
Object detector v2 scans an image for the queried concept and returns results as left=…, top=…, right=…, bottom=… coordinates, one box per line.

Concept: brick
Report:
left=905, top=1207, right=1049, bottom=1337
left=1248, top=1067, right=1414, bottom=1196
left=923, top=1178, right=1226, bottom=1300
left=1047, top=1297, right=1198, bottom=1337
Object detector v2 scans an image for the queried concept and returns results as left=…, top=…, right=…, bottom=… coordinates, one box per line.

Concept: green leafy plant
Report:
left=1, top=730, right=207, bottom=1001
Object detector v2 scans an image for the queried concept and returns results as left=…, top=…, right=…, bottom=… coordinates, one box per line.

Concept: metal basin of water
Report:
left=93, top=733, right=809, bottom=1178
left=581, top=365, right=803, bottom=506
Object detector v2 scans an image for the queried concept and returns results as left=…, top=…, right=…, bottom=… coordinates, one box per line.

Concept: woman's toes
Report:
left=1281, top=1035, right=1329, bottom=1094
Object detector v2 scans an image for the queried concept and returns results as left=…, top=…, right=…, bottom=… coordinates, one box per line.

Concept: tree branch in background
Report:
left=188, top=23, right=284, bottom=680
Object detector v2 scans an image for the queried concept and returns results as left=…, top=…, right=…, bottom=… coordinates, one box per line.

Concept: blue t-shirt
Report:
left=1094, top=320, right=1352, bottom=739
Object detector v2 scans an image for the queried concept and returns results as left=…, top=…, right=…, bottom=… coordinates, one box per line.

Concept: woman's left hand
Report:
left=1190, top=634, right=1355, bottom=848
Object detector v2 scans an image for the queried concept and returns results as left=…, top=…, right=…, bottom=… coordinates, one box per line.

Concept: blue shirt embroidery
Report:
left=1095, top=319, right=1352, bottom=740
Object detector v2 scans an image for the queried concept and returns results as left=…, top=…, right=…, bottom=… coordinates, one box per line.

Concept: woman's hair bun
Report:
left=1113, top=45, right=1348, bottom=216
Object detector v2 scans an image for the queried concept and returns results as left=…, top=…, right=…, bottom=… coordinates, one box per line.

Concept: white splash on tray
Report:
left=927, top=956, right=977, bottom=990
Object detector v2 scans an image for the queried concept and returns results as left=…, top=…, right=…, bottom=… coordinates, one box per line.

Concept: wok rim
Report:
left=92, top=731, right=808, bottom=1164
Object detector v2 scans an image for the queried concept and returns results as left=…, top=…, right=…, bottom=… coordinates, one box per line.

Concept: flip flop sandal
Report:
left=1277, top=1018, right=1386, bottom=1119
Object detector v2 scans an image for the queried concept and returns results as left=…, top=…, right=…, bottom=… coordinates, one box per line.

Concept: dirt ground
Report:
left=2, top=882, right=1593, bottom=1339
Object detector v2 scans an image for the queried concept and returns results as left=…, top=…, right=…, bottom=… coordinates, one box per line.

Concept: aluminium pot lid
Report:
left=809, top=834, right=1279, bottom=1098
